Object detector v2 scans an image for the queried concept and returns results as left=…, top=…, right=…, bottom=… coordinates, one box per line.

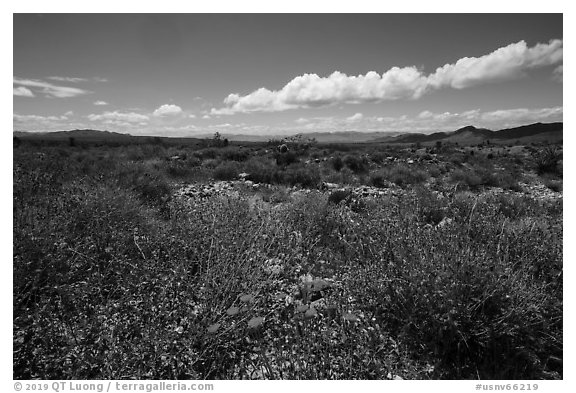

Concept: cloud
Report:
left=47, top=76, right=108, bottom=83
left=14, top=77, right=91, bottom=98
left=427, top=39, right=563, bottom=89
left=212, top=39, right=562, bottom=114
left=88, top=111, right=149, bottom=126
left=13, top=86, right=34, bottom=97
left=153, top=104, right=183, bottom=117
left=47, top=76, right=89, bottom=83
left=94, top=100, right=108, bottom=106
left=346, top=113, right=363, bottom=122
left=552, top=65, right=563, bottom=82
left=14, top=114, right=68, bottom=123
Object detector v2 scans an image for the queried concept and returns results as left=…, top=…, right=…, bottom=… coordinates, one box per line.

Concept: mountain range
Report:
left=13, top=122, right=562, bottom=145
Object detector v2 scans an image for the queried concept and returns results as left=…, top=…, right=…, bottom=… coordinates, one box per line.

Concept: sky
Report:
left=13, top=14, right=563, bottom=137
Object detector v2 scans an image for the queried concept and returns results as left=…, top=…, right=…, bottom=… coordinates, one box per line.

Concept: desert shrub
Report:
left=282, top=166, right=321, bottom=188
left=370, top=151, right=387, bottom=164
left=194, top=148, right=219, bottom=160
left=386, top=165, right=429, bottom=187
left=244, top=158, right=276, bottom=184
left=543, top=178, right=562, bottom=192
left=133, top=173, right=172, bottom=207
left=535, top=146, right=562, bottom=175
left=220, top=147, right=249, bottom=162
left=343, top=154, right=369, bottom=173
left=450, top=169, right=483, bottom=190
left=327, top=189, right=352, bottom=205
left=213, top=161, right=241, bottom=181
left=369, top=170, right=390, bottom=188
left=330, top=155, right=344, bottom=172
left=275, top=151, right=299, bottom=167
left=427, top=164, right=442, bottom=178
left=165, top=161, right=191, bottom=178
left=201, top=158, right=220, bottom=169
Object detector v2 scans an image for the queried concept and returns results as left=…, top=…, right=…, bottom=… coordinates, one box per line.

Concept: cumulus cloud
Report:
left=346, top=113, right=364, bottom=122
left=212, top=39, right=562, bottom=114
left=427, top=39, right=563, bottom=89
left=88, top=111, right=149, bottom=126
left=94, top=100, right=108, bottom=106
left=14, top=77, right=91, bottom=98
left=14, top=86, right=34, bottom=97
left=153, top=104, right=183, bottom=117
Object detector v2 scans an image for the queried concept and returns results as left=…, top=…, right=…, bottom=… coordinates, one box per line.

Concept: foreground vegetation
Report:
left=13, top=139, right=562, bottom=379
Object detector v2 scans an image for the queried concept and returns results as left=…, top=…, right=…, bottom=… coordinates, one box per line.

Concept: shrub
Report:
left=327, top=189, right=352, bottom=205
left=343, top=155, right=369, bottom=173
left=330, top=155, right=344, bottom=172
left=220, top=147, right=249, bottom=162
left=275, top=151, right=299, bottom=167
left=283, top=166, right=321, bottom=188
left=535, top=146, right=562, bottom=175
left=450, top=169, right=483, bottom=190
left=386, top=165, right=429, bottom=187
left=544, top=178, right=562, bottom=192
left=369, top=170, right=390, bottom=188
left=213, top=161, right=241, bottom=181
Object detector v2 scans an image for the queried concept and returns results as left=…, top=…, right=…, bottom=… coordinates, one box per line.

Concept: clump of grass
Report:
left=535, top=146, right=562, bottom=175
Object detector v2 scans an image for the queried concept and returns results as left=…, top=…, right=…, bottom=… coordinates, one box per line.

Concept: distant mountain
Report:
left=202, top=131, right=403, bottom=143
left=373, top=122, right=562, bottom=144
left=14, top=129, right=133, bottom=139
left=13, top=122, right=562, bottom=145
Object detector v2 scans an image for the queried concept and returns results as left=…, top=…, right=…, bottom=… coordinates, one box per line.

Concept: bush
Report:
left=213, top=161, right=241, bottom=181
left=282, top=166, right=321, bottom=188
left=535, top=146, right=562, bottom=175
left=343, top=155, right=369, bottom=173
left=450, top=169, right=483, bottom=190
left=386, top=165, right=429, bottom=187
left=330, top=156, right=344, bottom=172
left=275, top=151, right=299, bottom=167
left=220, top=147, right=249, bottom=162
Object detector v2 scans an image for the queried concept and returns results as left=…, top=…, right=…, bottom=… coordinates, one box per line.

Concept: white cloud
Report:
left=64, top=111, right=74, bottom=117
left=47, top=76, right=89, bottom=83
left=153, top=104, right=183, bottom=117
left=202, top=115, right=211, bottom=119
left=346, top=113, right=363, bottom=122
left=13, top=86, right=34, bottom=97
left=552, top=65, right=563, bottom=82
left=427, top=39, right=563, bottom=89
left=188, top=114, right=197, bottom=119
left=14, top=77, right=91, bottom=98
left=94, top=100, right=108, bottom=106
left=48, top=76, right=108, bottom=83
left=88, top=111, right=149, bottom=125
left=212, top=39, right=562, bottom=114
left=14, top=114, right=67, bottom=123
